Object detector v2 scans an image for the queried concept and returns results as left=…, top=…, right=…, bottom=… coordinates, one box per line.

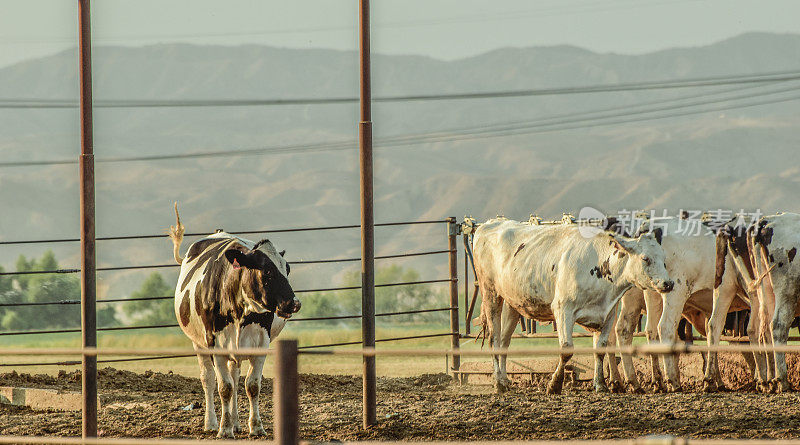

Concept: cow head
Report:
left=224, top=239, right=301, bottom=319
left=609, top=232, right=674, bottom=293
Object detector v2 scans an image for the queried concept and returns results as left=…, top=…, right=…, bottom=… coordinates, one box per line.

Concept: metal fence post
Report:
left=78, top=0, right=97, bottom=439
left=447, top=217, right=461, bottom=378
left=464, top=234, right=470, bottom=336
left=358, top=0, right=377, bottom=429
left=274, top=339, right=299, bottom=445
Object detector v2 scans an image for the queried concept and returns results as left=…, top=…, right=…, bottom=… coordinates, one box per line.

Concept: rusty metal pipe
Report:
left=358, top=0, right=376, bottom=429
left=78, top=0, right=97, bottom=439
left=447, top=218, right=461, bottom=378
left=273, top=340, right=299, bottom=445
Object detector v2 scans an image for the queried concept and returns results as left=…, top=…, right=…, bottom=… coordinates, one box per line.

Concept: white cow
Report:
left=168, top=205, right=301, bottom=438
left=613, top=217, right=751, bottom=393
left=473, top=217, right=673, bottom=394
left=712, top=213, right=800, bottom=392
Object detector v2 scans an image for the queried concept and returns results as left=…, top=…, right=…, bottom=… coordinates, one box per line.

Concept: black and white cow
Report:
left=168, top=205, right=300, bottom=438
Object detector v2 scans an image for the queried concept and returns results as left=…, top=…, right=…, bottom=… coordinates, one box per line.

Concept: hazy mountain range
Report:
left=1, top=31, right=799, bottom=297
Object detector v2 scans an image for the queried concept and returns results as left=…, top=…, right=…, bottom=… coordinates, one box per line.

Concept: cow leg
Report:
left=616, top=289, right=644, bottom=393
left=196, top=350, right=219, bottom=432
left=604, top=318, right=624, bottom=393
left=592, top=309, right=617, bottom=393
left=226, top=360, right=242, bottom=433
left=770, top=279, right=797, bottom=393
left=547, top=309, right=574, bottom=395
left=495, top=303, right=519, bottom=392
left=658, top=284, right=690, bottom=393
left=245, top=356, right=268, bottom=436
left=479, top=286, right=509, bottom=394
left=746, top=300, right=770, bottom=392
left=212, top=355, right=236, bottom=438
left=643, top=290, right=665, bottom=392
left=703, top=281, right=737, bottom=392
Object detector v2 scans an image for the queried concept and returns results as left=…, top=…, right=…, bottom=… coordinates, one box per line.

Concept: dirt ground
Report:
left=3, top=353, right=800, bottom=441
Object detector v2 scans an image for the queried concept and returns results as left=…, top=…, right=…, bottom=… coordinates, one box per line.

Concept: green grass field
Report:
left=0, top=321, right=624, bottom=379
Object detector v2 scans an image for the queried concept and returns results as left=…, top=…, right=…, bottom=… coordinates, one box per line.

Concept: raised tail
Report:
left=168, top=202, right=185, bottom=264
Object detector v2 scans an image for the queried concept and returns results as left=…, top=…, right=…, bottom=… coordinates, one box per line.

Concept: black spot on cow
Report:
left=590, top=259, right=613, bottom=282
left=789, top=248, right=797, bottom=263
left=513, top=243, right=526, bottom=257
left=242, top=311, right=275, bottom=337
left=779, top=262, right=784, bottom=268
left=603, top=217, right=631, bottom=237
left=179, top=292, right=191, bottom=327
left=551, top=264, right=556, bottom=271
left=181, top=238, right=239, bottom=291
left=769, top=254, right=775, bottom=263
left=652, top=227, right=663, bottom=245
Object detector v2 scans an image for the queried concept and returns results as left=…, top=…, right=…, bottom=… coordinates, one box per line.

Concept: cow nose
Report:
left=661, top=280, right=674, bottom=293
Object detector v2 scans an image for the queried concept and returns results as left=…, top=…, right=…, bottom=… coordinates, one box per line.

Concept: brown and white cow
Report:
left=473, top=217, right=673, bottom=394
left=713, top=212, right=800, bottom=392
left=168, top=205, right=300, bottom=438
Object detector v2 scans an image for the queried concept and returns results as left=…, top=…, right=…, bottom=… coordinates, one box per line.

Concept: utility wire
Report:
left=2, top=80, right=798, bottom=168
left=3, top=69, right=800, bottom=109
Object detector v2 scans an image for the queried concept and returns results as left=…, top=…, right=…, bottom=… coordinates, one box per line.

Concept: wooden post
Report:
left=274, top=340, right=299, bottom=445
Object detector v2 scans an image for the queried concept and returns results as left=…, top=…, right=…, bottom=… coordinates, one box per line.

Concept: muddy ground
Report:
left=3, top=353, right=800, bottom=441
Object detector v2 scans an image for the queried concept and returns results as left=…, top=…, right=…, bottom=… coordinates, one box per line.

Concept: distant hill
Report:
left=1, top=32, right=799, bottom=296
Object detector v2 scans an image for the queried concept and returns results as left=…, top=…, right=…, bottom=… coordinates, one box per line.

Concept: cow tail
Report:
left=714, top=229, right=728, bottom=289
left=169, top=202, right=185, bottom=264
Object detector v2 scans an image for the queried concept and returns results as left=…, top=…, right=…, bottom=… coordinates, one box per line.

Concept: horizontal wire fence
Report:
left=0, top=220, right=459, bottom=367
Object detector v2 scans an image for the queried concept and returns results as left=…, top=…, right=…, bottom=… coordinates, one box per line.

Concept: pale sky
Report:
left=1, top=0, right=800, bottom=68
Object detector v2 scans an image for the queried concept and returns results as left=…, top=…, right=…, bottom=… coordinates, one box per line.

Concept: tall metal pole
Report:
left=78, top=0, right=97, bottom=438
left=358, top=0, right=377, bottom=429
left=447, top=218, right=461, bottom=379
left=273, top=340, right=299, bottom=445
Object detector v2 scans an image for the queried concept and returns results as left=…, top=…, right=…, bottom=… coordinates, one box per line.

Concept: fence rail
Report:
left=0, top=249, right=454, bottom=277
left=6, top=342, right=800, bottom=358
left=0, top=220, right=449, bottom=246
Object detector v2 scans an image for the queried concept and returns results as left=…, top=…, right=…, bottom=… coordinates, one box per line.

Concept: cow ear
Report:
left=224, top=249, right=254, bottom=269
left=608, top=233, right=633, bottom=254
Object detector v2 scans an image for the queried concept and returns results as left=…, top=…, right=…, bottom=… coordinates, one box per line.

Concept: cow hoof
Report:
left=649, top=382, right=665, bottom=393
left=607, top=381, right=624, bottom=393
left=702, top=379, right=718, bottom=393
left=546, top=381, right=563, bottom=395
left=494, top=379, right=512, bottom=394
left=204, top=421, right=219, bottom=432
left=756, top=380, right=770, bottom=393
left=665, top=382, right=682, bottom=393
left=773, top=379, right=791, bottom=393
left=249, top=426, right=267, bottom=437
left=233, top=424, right=242, bottom=434
left=626, top=383, right=644, bottom=394
left=594, top=384, right=610, bottom=393
left=217, top=429, right=235, bottom=439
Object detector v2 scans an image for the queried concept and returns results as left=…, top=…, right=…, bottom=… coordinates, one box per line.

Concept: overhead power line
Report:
left=1, top=80, right=798, bottom=168
left=2, top=69, right=800, bottom=109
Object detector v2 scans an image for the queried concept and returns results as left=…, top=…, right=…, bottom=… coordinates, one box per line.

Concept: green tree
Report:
left=0, top=251, right=117, bottom=331
left=337, top=265, right=446, bottom=323
left=122, top=272, right=174, bottom=325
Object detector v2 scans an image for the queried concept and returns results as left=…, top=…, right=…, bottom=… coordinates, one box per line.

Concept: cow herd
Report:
left=162, top=202, right=800, bottom=438
left=471, top=212, right=800, bottom=396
